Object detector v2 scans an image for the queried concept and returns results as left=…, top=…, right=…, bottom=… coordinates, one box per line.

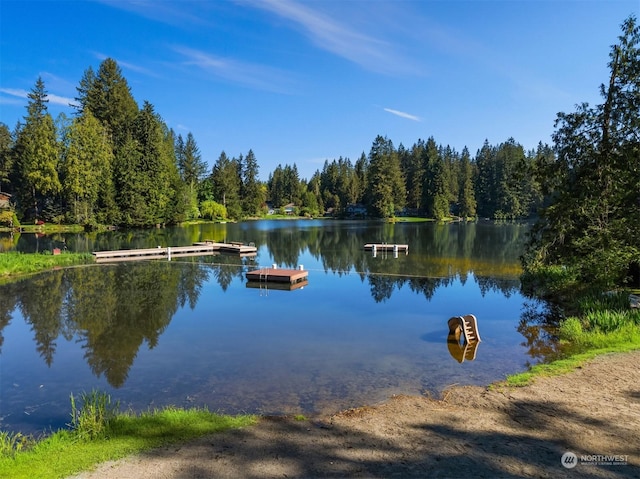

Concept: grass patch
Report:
left=500, top=341, right=640, bottom=388
left=0, top=390, right=257, bottom=479
left=0, top=251, right=94, bottom=280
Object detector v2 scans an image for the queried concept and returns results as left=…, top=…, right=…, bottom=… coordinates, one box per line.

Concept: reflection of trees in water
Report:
left=0, top=281, right=20, bottom=353
left=0, top=220, right=557, bottom=386
left=246, top=221, right=526, bottom=302
left=19, top=270, right=67, bottom=366
left=205, top=257, right=245, bottom=292
left=73, top=264, right=185, bottom=386
left=0, top=263, right=211, bottom=387
left=517, top=301, right=565, bottom=365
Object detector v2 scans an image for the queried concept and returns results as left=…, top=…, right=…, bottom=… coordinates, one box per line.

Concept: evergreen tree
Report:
left=15, top=77, right=61, bottom=220
left=114, top=135, right=145, bottom=225
left=241, top=149, right=264, bottom=216
left=494, top=138, right=526, bottom=219
left=404, top=140, right=425, bottom=210
left=307, top=171, right=324, bottom=214
left=474, top=140, right=497, bottom=218
left=283, top=164, right=301, bottom=206
left=524, top=15, right=640, bottom=288
left=116, top=101, right=174, bottom=226
left=366, top=135, right=406, bottom=217
left=354, top=152, right=368, bottom=204
left=177, top=132, right=207, bottom=219
left=211, top=151, right=241, bottom=219
left=421, top=137, right=448, bottom=219
left=442, top=145, right=460, bottom=211
left=0, top=123, right=13, bottom=193
left=458, top=147, right=477, bottom=218
left=61, top=110, right=114, bottom=224
left=163, top=126, right=187, bottom=223
left=268, top=165, right=285, bottom=208
left=82, top=58, right=138, bottom=147
left=72, top=66, right=96, bottom=114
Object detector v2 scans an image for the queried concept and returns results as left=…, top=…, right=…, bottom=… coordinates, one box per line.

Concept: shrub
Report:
left=0, top=210, right=13, bottom=227
left=559, top=317, right=584, bottom=342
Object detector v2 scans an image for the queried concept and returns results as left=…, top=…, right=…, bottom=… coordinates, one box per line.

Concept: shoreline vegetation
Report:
left=0, top=251, right=94, bottom=282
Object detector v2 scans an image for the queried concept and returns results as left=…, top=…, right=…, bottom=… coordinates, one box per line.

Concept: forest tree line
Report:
left=0, top=57, right=554, bottom=227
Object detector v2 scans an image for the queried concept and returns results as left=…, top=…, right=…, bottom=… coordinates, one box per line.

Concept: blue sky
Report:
left=1, top=1, right=637, bottom=180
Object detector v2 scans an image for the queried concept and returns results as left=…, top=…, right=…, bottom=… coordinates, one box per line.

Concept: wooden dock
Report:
left=364, top=243, right=409, bottom=253
left=245, top=267, right=308, bottom=285
left=93, top=242, right=257, bottom=263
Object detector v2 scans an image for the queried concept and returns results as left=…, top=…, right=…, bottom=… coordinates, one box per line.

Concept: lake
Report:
left=0, top=219, right=554, bottom=435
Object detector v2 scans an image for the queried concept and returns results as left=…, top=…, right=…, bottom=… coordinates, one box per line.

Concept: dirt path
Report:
left=70, top=351, right=640, bottom=478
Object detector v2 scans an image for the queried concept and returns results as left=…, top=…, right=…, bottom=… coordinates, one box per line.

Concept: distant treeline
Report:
left=0, top=57, right=554, bottom=227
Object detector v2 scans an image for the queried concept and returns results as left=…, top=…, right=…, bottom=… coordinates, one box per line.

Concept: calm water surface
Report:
left=0, top=220, right=552, bottom=434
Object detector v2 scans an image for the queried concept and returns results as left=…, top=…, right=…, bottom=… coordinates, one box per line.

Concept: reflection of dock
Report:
left=245, top=267, right=308, bottom=286
left=364, top=243, right=408, bottom=255
left=246, top=279, right=309, bottom=291
left=93, top=242, right=257, bottom=263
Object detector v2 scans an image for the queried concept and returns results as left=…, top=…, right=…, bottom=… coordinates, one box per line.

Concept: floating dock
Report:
left=245, top=267, right=308, bottom=286
left=93, top=242, right=257, bottom=263
left=364, top=243, right=408, bottom=254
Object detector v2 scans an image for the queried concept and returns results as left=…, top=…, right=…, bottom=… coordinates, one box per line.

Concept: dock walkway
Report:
left=93, top=242, right=257, bottom=263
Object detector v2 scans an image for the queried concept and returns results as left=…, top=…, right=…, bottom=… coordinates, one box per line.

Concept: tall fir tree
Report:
left=421, top=137, right=448, bottom=219
left=15, top=77, right=61, bottom=220
left=241, top=149, right=264, bottom=216
left=81, top=58, right=138, bottom=148
left=0, top=123, right=13, bottom=193
left=458, top=147, right=477, bottom=218
left=366, top=135, right=406, bottom=218
left=177, top=132, right=207, bottom=219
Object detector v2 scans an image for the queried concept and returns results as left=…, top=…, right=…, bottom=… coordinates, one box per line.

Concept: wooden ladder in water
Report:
left=460, top=314, right=481, bottom=343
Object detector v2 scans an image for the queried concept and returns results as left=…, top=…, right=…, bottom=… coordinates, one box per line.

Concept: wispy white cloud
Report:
left=48, top=94, right=79, bottom=107
left=93, top=52, right=158, bottom=77
left=173, top=46, right=295, bottom=93
left=0, top=88, right=28, bottom=100
left=383, top=108, right=421, bottom=122
left=0, top=87, right=77, bottom=107
left=241, top=0, right=418, bottom=75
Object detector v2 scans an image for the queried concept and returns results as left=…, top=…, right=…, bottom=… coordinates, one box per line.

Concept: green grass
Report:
left=0, top=394, right=257, bottom=479
left=0, top=251, right=94, bottom=280
left=498, top=291, right=640, bottom=388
